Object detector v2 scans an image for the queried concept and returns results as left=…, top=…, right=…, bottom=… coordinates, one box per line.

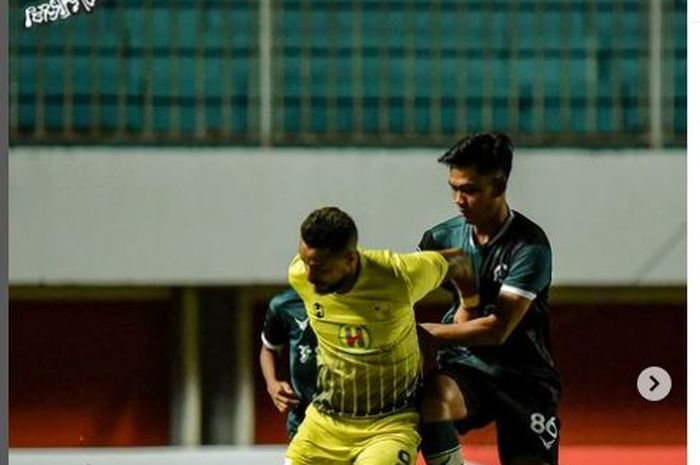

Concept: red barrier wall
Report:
left=10, top=300, right=171, bottom=447
left=254, top=301, right=686, bottom=446
left=10, top=295, right=685, bottom=447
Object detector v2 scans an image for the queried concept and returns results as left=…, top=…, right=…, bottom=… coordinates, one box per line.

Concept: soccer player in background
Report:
left=259, top=288, right=317, bottom=439
left=417, top=132, right=562, bottom=465
left=284, top=206, right=476, bottom=465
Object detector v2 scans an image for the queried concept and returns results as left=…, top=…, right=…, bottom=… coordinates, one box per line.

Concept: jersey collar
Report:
left=469, top=207, right=515, bottom=248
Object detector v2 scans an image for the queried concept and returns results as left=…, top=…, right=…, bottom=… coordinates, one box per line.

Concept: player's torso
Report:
left=295, top=250, right=418, bottom=352
left=307, top=292, right=415, bottom=354
left=468, top=221, right=523, bottom=308
left=290, top=250, right=422, bottom=417
left=429, top=214, right=559, bottom=387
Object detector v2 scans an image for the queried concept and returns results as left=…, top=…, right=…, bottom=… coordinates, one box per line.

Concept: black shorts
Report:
left=440, top=363, right=561, bottom=465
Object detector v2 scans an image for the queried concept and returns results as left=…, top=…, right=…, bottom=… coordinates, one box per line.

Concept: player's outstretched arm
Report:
left=259, top=346, right=300, bottom=413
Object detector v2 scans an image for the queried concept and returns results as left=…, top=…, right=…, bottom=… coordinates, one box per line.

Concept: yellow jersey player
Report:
left=284, top=206, right=477, bottom=465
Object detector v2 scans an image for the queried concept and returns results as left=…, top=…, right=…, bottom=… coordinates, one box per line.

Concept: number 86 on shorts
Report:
left=530, top=412, right=558, bottom=451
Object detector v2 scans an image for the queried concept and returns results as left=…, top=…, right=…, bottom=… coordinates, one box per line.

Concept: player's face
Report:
left=298, top=240, right=355, bottom=295
left=448, top=166, right=503, bottom=225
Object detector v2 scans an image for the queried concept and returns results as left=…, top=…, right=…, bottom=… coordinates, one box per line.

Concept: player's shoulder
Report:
left=510, top=211, right=551, bottom=249
left=362, top=248, right=445, bottom=276
left=426, top=215, right=465, bottom=235
left=360, top=249, right=415, bottom=281
left=269, top=288, right=305, bottom=314
left=288, top=254, right=305, bottom=275
left=360, top=248, right=395, bottom=270
left=422, top=215, right=466, bottom=246
left=361, top=247, right=435, bottom=262
left=288, top=254, right=309, bottom=289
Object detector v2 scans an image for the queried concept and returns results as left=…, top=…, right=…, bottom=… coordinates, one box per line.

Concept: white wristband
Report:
left=460, top=294, right=480, bottom=308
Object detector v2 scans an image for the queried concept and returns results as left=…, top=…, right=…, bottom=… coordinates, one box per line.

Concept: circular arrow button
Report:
left=637, top=366, right=672, bottom=401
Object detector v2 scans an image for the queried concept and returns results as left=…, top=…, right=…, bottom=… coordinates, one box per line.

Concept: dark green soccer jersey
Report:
left=419, top=210, right=561, bottom=391
left=262, top=288, right=317, bottom=437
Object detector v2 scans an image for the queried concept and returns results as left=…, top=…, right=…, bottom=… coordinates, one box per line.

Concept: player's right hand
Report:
left=267, top=380, right=300, bottom=413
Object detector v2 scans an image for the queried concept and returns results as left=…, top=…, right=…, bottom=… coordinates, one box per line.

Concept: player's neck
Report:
left=472, top=202, right=510, bottom=245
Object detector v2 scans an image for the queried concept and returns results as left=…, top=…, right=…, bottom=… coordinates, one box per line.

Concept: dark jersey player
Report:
left=259, top=288, right=317, bottom=439
left=417, top=132, right=561, bottom=465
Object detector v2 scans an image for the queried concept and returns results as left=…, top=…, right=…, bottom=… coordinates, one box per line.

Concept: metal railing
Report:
left=9, top=0, right=687, bottom=147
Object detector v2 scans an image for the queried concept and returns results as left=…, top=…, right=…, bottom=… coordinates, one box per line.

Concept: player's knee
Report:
left=420, top=373, right=467, bottom=421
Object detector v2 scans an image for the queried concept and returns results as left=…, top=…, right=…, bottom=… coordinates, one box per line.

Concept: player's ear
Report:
left=345, top=249, right=358, bottom=267
left=492, top=175, right=507, bottom=197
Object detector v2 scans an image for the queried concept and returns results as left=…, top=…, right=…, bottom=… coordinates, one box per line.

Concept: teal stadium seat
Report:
left=10, top=0, right=686, bottom=146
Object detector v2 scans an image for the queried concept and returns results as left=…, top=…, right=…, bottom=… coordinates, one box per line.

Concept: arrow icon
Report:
left=649, top=375, right=660, bottom=392
left=638, top=367, right=671, bottom=401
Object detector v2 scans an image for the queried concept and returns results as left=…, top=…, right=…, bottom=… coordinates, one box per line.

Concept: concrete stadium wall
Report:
left=9, top=147, right=686, bottom=285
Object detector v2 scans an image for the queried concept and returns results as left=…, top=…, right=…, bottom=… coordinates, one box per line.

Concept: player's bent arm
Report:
left=453, top=304, right=481, bottom=323
left=259, top=345, right=282, bottom=391
left=259, top=345, right=300, bottom=413
left=420, top=291, right=533, bottom=346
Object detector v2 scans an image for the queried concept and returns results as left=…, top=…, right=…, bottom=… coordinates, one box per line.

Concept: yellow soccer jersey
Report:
left=288, top=249, right=449, bottom=417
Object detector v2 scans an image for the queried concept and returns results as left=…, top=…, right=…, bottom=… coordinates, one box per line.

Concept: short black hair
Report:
left=438, top=132, right=514, bottom=180
left=300, top=206, right=358, bottom=253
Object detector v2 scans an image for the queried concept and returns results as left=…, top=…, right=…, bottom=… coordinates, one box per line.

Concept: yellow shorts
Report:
left=285, top=404, right=420, bottom=465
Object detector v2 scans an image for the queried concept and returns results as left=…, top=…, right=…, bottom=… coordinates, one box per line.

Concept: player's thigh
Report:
left=425, top=365, right=496, bottom=430
left=354, top=437, right=418, bottom=465
left=420, top=371, right=469, bottom=421
left=285, top=407, right=352, bottom=465
left=354, top=411, right=421, bottom=465
left=285, top=430, right=348, bottom=465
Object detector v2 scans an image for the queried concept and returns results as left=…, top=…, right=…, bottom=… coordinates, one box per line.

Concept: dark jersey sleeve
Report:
left=501, top=243, right=552, bottom=299
left=418, top=230, right=441, bottom=252
left=261, top=300, right=290, bottom=351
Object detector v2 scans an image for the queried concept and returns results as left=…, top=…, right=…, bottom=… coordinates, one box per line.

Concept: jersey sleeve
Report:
left=261, top=298, right=290, bottom=351
left=417, top=229, right=440, bottom=252
left=394, top=251, right=450, bottom=304
left=501, top=244, right=552, bottom=300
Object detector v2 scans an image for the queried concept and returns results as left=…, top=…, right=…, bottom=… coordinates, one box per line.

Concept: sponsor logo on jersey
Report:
left=337, top=324, right=371, bottom=349
left=313, top=302, right=325, bottom=318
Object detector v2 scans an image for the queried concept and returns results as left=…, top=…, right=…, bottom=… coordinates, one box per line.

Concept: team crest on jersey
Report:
left=493, top=263, right=509, bottom=283
left=313, top=302, right=325, bottom=318
left=337, top=324, right=371, bottom=349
